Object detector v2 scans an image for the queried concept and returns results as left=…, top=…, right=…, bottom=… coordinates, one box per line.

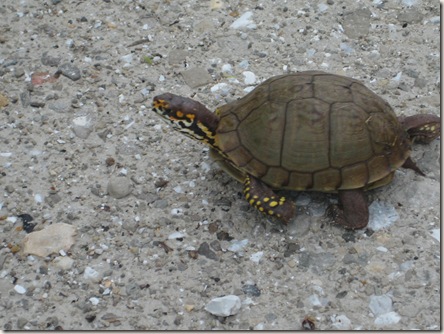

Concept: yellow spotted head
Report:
left=152, top=93, right=220, bottom=147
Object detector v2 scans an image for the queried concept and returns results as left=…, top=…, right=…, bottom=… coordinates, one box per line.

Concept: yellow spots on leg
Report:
left=269, top=201, right=279, bottom=208
left=268, top=210, right=274, bottom=215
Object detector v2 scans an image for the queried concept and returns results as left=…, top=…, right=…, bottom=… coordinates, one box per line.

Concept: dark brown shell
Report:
left=215, top=71, right=411, bottom=191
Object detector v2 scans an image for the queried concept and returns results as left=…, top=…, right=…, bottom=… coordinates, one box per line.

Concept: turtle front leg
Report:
left=243, top=175, right=295, bottom=223
left=326, top=189, right=369, bottom=230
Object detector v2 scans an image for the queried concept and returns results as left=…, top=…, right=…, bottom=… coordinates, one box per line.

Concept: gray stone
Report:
left=107, top=177, right=133, bottom=199
left=168, top=49, right=189, bottom=65
left=41, top=52, right=61, bottom=67
left=369, top=294, right=393, bottom=316
left=342, top=8, right=371, bottom=39
left=205, top=295, right=241, bottom=317
left=181, top=67, right=213, bottom=88
left=58, top=63, right=81, bottom=81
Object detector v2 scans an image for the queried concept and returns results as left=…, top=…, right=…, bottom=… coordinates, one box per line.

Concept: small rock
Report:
left=369, top=295, right=393, bottom=316
left=168, top=49, right=189, bottom=65
left=84, top=266, right=101, bottom=283
left=242, top=71, right=256, bottom=85
left=184, top=304, right=194, bottom=312
left=181, top=67, right=213, bottom=88
left=367, top=201, right=399, bottom=231
left=71, top=115, right=94, bottom=139
left=14, top=285, right=27, bottom=294
left=58, top=63, right=81, bottom=81
left=227, top=239, right=248, bottom=252
left=41, top=52, right=61, bottom=67
left=242, top=284, right=261, bottom=297
left=107, top=177, right=133, bottom=199
left=374, top=311, right=401, bottom=326
left=198, top=242, right=218, bottom=261
left=249, top=251, right=263, bottom=264
left=331, top=314, right=352, bottom=330
left=230, top=11, right=256, bottom=29
left=205, top=295, right=241, bottom=317
left=22, top=223, right=77, bottom=257
left=52, top=256, right=74, bottom=270
left=48, top=100, right=71, bottom=113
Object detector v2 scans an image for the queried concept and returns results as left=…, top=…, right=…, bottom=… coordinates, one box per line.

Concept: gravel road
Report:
left=0, top=0, right=440, bottom=330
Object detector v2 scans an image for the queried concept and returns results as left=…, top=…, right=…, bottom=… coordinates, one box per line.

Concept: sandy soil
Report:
left=0, top=0, right=440, bottom=330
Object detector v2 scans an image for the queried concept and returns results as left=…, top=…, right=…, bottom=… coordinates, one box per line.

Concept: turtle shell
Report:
left=215, top=71, right=412, bottom=191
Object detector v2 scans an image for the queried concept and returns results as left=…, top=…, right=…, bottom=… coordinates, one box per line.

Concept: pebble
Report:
left=48, top=100, right=71, bottom=113
left=41, top=52, right=61, bottom=67
left=210, top=83, right=231, bottom=97
left=107, top=177, right=133, bottom=199
left=181, top=67, right=213, bottom=88
left=205, top=295, right=241, bottom=317
left=71, top=116, right=94, bottom=139
left=242, top=71, right=256, bottom=85
left=52, top=256, right=74, bottom=270
left=230, top=11, right=256, bottom=30
left=89, top=297, right=100, bottom=306
left=249, top=251, right=263, bottom=264
left=242, top=284, right=261, bottom=297
left=0, top=92, right=9, bottom=107
left=369, top=294, right=393, bottom=316
left=221, top=64, right=234, bottom=75
left=374, top=311, right=401, bottom=326
left=331, top=314, right=352, bottom=330
left=58, top=63, right=81, bottom=81
left=168, top=231, right=187, bottom=240
left=341, top=8, right=371, bottom=39
left=197, top=242, right=218, bottom=261
left=22, top=223, right=77, bottom=257
left=227, top=239, right=248, bottom=252
left=431, top=229, right=440, bottom=242
left=14, top=285, right=27, bottom=294
left=367, top=201, right=399, bottom=231
left=84, top=266, right=101, bottom=283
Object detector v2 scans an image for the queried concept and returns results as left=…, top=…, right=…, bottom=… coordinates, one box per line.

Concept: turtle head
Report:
left=152, top=93, right=219, bottom=147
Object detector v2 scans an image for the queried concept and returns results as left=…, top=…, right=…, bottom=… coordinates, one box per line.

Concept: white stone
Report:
left=205, top=295, right=241, bottom=317
left=250, top=251, right=263, bottom=264
left=431, top=229, right=440, bottom=242
left=331, top=314, right=352, bottom=330
left=52, top=256, right=75, bottom=270
left=230, top=11, right=256, bottom=29
left=84, top=266, right=101, bottom=282
left=227, top=239, right=248, bottom=252
left=242, top=71, right=256, bottom=85
left=168, top=231, right=187, bottom=239
left=367, top=201, right=399, bottom=230
left=374, top=311, right=401, bottom=326
left=71, top=116, right=93, bottom=139
left=22, top=223, right=77, bottom=257
left=89, top=297, right=100, bottom=305
left=14, top=285, right=26, bottom=294
left=369, top=295, right=393, bottom=316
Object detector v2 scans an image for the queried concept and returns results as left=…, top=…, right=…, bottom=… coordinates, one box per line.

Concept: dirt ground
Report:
left=0, top=0, right=440, bottom=330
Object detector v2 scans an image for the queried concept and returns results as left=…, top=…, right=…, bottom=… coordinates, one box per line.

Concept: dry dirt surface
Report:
left=0, top=0, right=440, bottom=330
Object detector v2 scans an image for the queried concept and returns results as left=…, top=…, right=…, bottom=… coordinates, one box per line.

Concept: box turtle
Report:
left=152, top=71, right=440, bottom=229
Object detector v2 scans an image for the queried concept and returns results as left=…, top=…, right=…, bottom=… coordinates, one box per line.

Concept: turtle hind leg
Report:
left=243, top=175, right=295, bottom=223
left=326, top=189, right=369, bottom=230
left=402, top=157, right=425, bottom=176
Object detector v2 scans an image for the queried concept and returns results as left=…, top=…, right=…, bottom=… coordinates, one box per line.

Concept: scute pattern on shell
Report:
left=215, top=71, right=411, bottom=191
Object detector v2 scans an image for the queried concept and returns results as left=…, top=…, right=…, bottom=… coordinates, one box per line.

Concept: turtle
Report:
left=152, top=71, right=440, bottom=229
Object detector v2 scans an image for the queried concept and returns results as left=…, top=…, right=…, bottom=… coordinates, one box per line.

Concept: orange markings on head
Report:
left=186, top=113, right=195, bottom=121
left=176, top=111, right=184, bottom=118
left=153, top=99, right=167, bottom=109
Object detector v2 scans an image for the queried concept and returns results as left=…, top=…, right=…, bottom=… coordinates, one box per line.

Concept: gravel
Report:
left=0, top=0, right=439, bottom=330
